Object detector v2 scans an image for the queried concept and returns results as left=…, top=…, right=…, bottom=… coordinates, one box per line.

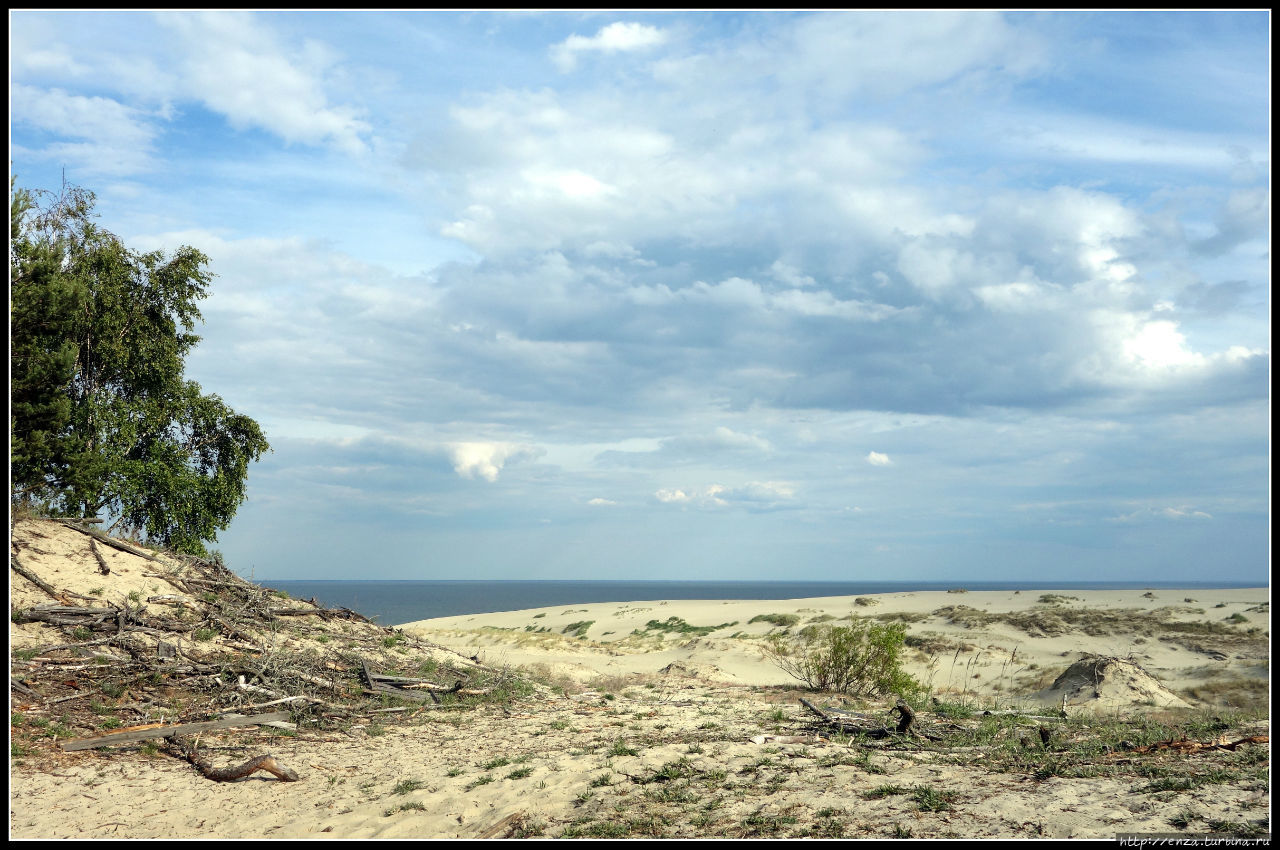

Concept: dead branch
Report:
left=162, top=736, right=300, bottom=782
left=89, top=539, right=110, bottom=575
left=10, top=556, right=70, bottom=603
left=60, top=711, right=293, bottom=751
left=1115, top=735, right=1269, bottom=756
left=57, top=520, right=166, bottom=563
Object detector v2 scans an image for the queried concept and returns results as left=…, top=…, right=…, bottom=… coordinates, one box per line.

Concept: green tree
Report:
left=10, top=180, right=269, bottom=555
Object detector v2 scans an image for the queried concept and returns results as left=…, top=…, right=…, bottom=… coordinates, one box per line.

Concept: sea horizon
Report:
left=255, top=578, right=1265, bottom=626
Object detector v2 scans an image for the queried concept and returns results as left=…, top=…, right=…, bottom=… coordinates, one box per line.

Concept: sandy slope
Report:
left=9, top=519, right=1270, bottom=839
left=402, top=587, right=1270, bottom=711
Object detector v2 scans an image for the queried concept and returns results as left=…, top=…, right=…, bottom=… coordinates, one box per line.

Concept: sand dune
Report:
left=9, top=519, right=1270, bottom=839
left=403, top=587, right=1270, bottom=712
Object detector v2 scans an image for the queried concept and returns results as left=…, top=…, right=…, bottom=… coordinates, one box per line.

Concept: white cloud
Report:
left=587, top=497, right=617, bottom=506
left=11, top=84, right=157, bottom=175
left=157, top=11, right=371, bottom=154
left=552, top=22, right=668, bottom=72
left=867, top=451, right=892, bottom=466
left=1111, top=506, right=1213, bottom=523
left=654, top=482, right=796, bottom=510
left=448, top=442, right=535, bottom=482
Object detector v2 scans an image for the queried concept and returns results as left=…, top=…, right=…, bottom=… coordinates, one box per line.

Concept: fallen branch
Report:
left=1116, top=735, right=1269, bottom=756
left=60, top=711, right=292, bottom=751
left=163, top=736, right=300, bottom=782
left=90, top=540, right=111, bottom=575
left=57, top=521, right=166, bottom=563
left=10, top=557, right=70, bottom=603
left=799, top=698, right=941, bottom=742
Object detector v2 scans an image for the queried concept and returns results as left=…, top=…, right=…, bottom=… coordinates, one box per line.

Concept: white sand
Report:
left=10, top=520, right=1269, bottom=838
left=402, top=587, right=1270, bottom=708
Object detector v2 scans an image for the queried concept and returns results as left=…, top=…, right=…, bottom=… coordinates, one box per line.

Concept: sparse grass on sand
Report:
left=8, top=518, right=1271, bottom=839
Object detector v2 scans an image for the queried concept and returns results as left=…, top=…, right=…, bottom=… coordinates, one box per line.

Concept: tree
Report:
left=10, top=180, right=269, bottom=555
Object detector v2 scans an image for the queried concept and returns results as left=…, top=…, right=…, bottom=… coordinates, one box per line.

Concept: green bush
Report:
left=763, top=616, right=922, bottom=698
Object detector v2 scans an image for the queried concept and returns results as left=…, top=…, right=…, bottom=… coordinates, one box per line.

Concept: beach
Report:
left=9, top=519, right=1270, bottom=839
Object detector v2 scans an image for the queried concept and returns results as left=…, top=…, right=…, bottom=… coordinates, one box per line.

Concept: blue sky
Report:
left=9, top=11, right=1270, bottom=582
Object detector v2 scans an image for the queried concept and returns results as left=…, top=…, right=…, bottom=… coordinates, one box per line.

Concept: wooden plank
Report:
left=60, top=711, right=292, bottom=751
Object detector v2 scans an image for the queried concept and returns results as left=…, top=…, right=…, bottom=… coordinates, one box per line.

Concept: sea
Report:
left=254, top=579, right=1258, bottom=627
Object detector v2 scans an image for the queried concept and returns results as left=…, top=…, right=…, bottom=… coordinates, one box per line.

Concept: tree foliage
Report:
left=763, top=616, right=923, bottom=698
left=10, top=180, right=269, bottom=555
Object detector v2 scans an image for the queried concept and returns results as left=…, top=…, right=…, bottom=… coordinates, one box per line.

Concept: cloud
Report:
left=10, top=84, right=157, bottom=175
left=552, top=22, right=668, bottom=72
left=157, top=11, right=371, bottom=154
left=866, top=451, right=893, bottom=467
left=447, top=442, right=537, bottom=482
left=587, top=497, right=617, bottom=506
left=654, top=482, right=797, bottom=511
left=1111, top=506, right=1213, bottom=523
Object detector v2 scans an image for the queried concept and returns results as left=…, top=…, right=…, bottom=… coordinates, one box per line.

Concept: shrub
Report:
left=763, top=617, right=922, bottom=698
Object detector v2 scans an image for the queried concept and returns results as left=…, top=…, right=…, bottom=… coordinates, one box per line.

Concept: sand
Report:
left=401, top=587, right=1270, bottom=711
left=9, top=519, right=1271, bottom=839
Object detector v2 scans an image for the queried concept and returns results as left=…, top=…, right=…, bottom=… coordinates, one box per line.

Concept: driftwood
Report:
left=60, top=711, right=292, bottom=751
left=163, top=736, right=300, bottom=782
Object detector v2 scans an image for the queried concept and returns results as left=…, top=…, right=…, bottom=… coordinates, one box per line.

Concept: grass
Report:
left=607, top=739, right=639, bottom=757
left=562, top=620, right=595, bottom=638
left=749, top=613, right=801, bottom=628
left=639, top=616, right=738, bottom=637
left=912, top=785, right=958, bottom=812
left=383, top=801, right=426, bottom=816
left=392, top=779, right=426, bottom=795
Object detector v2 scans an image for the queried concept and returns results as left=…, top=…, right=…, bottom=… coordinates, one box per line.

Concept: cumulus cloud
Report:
left=587, top=497, right=617, bottom=506
left=552, top=22, right=668, bottom=72
left=867, top=451, right=892, bottom=466
left=447, top=442, right=536, bottom=482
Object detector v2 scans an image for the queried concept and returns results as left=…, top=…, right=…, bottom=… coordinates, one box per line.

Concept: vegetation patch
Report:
left=763, top=616, right=922, bottom=698
left=749, top=613, right=801, bottom=628
left=561, top=621, right=595, bottom=638
left=639, top=616, right=739, bottom=637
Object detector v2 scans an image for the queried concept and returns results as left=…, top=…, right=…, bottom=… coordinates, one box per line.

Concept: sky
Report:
left=9, top=10, right=1271, bottom=583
